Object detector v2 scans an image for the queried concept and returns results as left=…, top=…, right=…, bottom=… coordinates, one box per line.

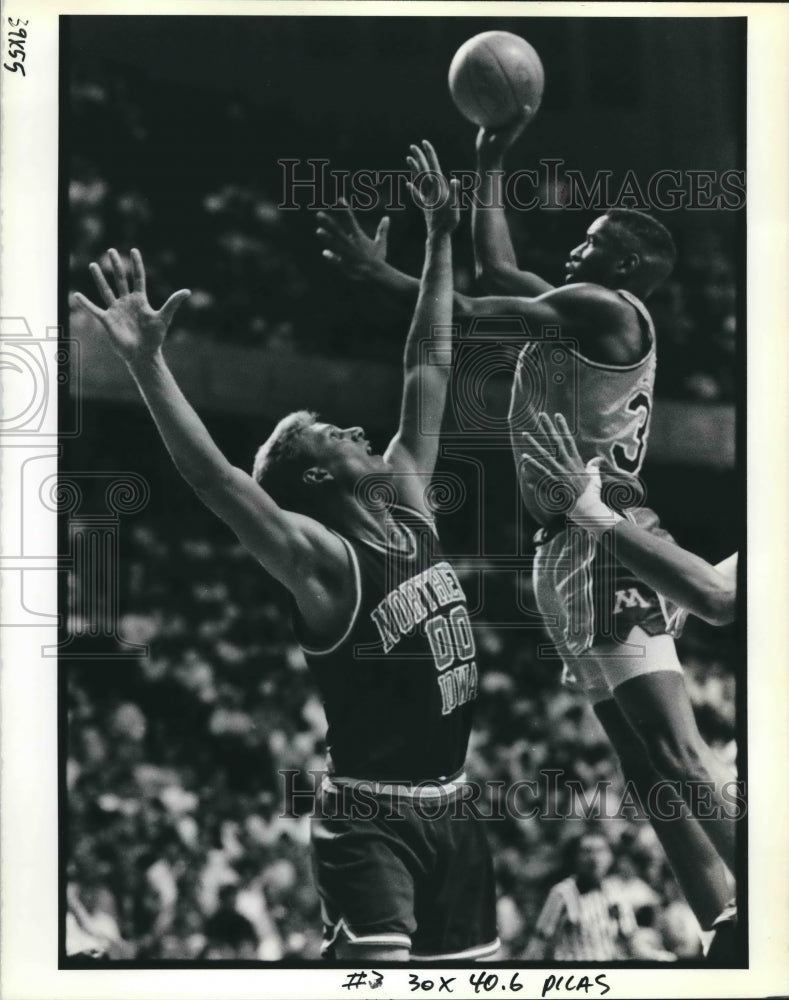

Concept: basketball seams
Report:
left=480, top=39, right=522, bottom=123
left=466, top=48, right=504, bottom=125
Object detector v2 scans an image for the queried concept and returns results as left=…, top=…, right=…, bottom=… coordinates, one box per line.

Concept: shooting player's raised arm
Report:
left=383, top=141, right=459, bottom=497
left=73, top=249, right=351, bottom=632
left=472, top=110, right=555, bottom=297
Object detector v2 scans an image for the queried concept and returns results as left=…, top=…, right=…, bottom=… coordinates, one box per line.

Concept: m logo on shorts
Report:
left=612, top=587, right=650, bottom=614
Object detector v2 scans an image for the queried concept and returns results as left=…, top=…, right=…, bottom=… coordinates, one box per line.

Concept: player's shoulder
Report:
left=547, top=283, right=650, bottom=362
left=545, top=282, right=630, bottom=315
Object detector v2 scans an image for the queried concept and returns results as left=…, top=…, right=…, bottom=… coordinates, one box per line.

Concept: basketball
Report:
left=448, top=31, right=544, bottom=128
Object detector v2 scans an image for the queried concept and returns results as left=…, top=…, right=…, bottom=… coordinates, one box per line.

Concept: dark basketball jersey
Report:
left=295, top=506, right=478, bottom=782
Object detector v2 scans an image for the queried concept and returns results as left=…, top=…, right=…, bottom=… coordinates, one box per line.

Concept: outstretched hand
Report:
left=476, top=104, right=534, bottom=165
left=316, top=201, right=390, bottom=280
left=72, top=248, right=190, bottom=365
left=520, top=412, right=602, bottom=508
left=406, top=139, right=460, bottom=236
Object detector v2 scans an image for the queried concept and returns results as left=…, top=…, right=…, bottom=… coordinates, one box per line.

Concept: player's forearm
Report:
left=126, top=351, right=234, bottom=493
left=364, top=255, right=472, bottom=319
left=472, top=158, right=519, bottom=283
left=472, top=154, right=554, bottom=295
left=363, top=256, right=421, bottom=308
left=403, top=231, right=454, bottom=372
left=606, top=521, right=737, bottom=626
left=364, top=256, right=549, bottom=337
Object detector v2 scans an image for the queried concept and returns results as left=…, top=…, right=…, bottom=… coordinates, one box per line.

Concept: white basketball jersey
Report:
left=510, top=290, right=656, bottom=507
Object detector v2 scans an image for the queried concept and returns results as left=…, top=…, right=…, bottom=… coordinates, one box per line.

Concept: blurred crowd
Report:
left=66, top=510, right=737, bottom=962
left=69, top=70, right=738, bottom=402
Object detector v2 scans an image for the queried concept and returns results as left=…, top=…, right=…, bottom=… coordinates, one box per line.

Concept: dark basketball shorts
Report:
left=312, top=774, right=499, bottom=961
left=533, top=507, right=688, bottom=703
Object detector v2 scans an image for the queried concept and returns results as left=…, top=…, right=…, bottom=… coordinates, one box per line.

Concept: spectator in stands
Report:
left=524, top=830, right=638, bottom=961
left=201, top=885, right=259, bottom=960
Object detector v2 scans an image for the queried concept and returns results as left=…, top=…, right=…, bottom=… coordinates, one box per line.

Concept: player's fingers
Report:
left=554, top=412, right=583, bottom=465
left=89, top=260, right=117, bottom=306
left=108, top=248, right=130, bottom=296
left=521, top=432, right=562, bottom=472
left=546, top=420, right=583, bottom=472
left=71, top=291, right=105, bottom=321
left=421, top=139, right=442, bottom=176
left=321, top=248, right=344, bottom=267
left=535, top=412, right=560, bottom=449
left=409, top=143, right=430, bottom=176
left=537, top=412, right=570, bottom=464
left=316, top=227, right=351, bottom=256
left=158, top=288, right=191, bottom=327
left=130, top=248, right=147, bottom=297
left=519, top=453, right=552, bottom=480
left=550, top=412, right=582, bottom=470
left=539, top=411, right=567, bottom=456
left=315, top=211, right=350, bottom=241
left=336, top=198, right=361, bottom=232
left=374, top=216, right=390, bottom=250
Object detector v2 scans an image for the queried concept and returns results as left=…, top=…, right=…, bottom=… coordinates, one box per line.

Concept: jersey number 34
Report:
left=612, top=392, right=651, bottom=474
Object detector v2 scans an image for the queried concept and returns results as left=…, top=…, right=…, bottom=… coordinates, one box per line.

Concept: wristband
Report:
left=570, top=480, right=623, bottom=537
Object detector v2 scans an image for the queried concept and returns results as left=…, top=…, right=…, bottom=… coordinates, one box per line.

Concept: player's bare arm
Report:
left=318, top=202, right=645, bottom=365
left=454, top=281, right=646, bottom=365
left=382, top=140, right=460, bottom=512
left=472, top=108, right=555, bottom=297
left=521, top=413, right=737, bottom=626
left=73, top=249, right=355, bottom=636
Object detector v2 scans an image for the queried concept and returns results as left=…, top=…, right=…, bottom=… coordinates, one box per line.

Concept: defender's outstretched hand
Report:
left=316, top=200, right=390, bottom=280
left=406, top=140, right=460, bottom=236
left=476, top=104, right=533, bottom=165
left=73, top=248, right=191, bottom=364
left=520, top=412, right=604, bottom=513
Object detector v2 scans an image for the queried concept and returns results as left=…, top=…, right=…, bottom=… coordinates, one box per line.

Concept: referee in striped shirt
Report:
left=525, top=831, right=637, bottom=961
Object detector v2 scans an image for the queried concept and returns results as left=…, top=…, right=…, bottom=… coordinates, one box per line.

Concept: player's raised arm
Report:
left=317, top=196, right=641, bottom=365
left=316, top=196, right=551, bottom=317
left=521, top=413, right=737, bottom=626
left=72, top=249, right=351, bottom=630
left=318, top=208, right=624, bottom=340
left=472, top=111, right=554, bottom=296
left=383, top=141, right=459, bottom=492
